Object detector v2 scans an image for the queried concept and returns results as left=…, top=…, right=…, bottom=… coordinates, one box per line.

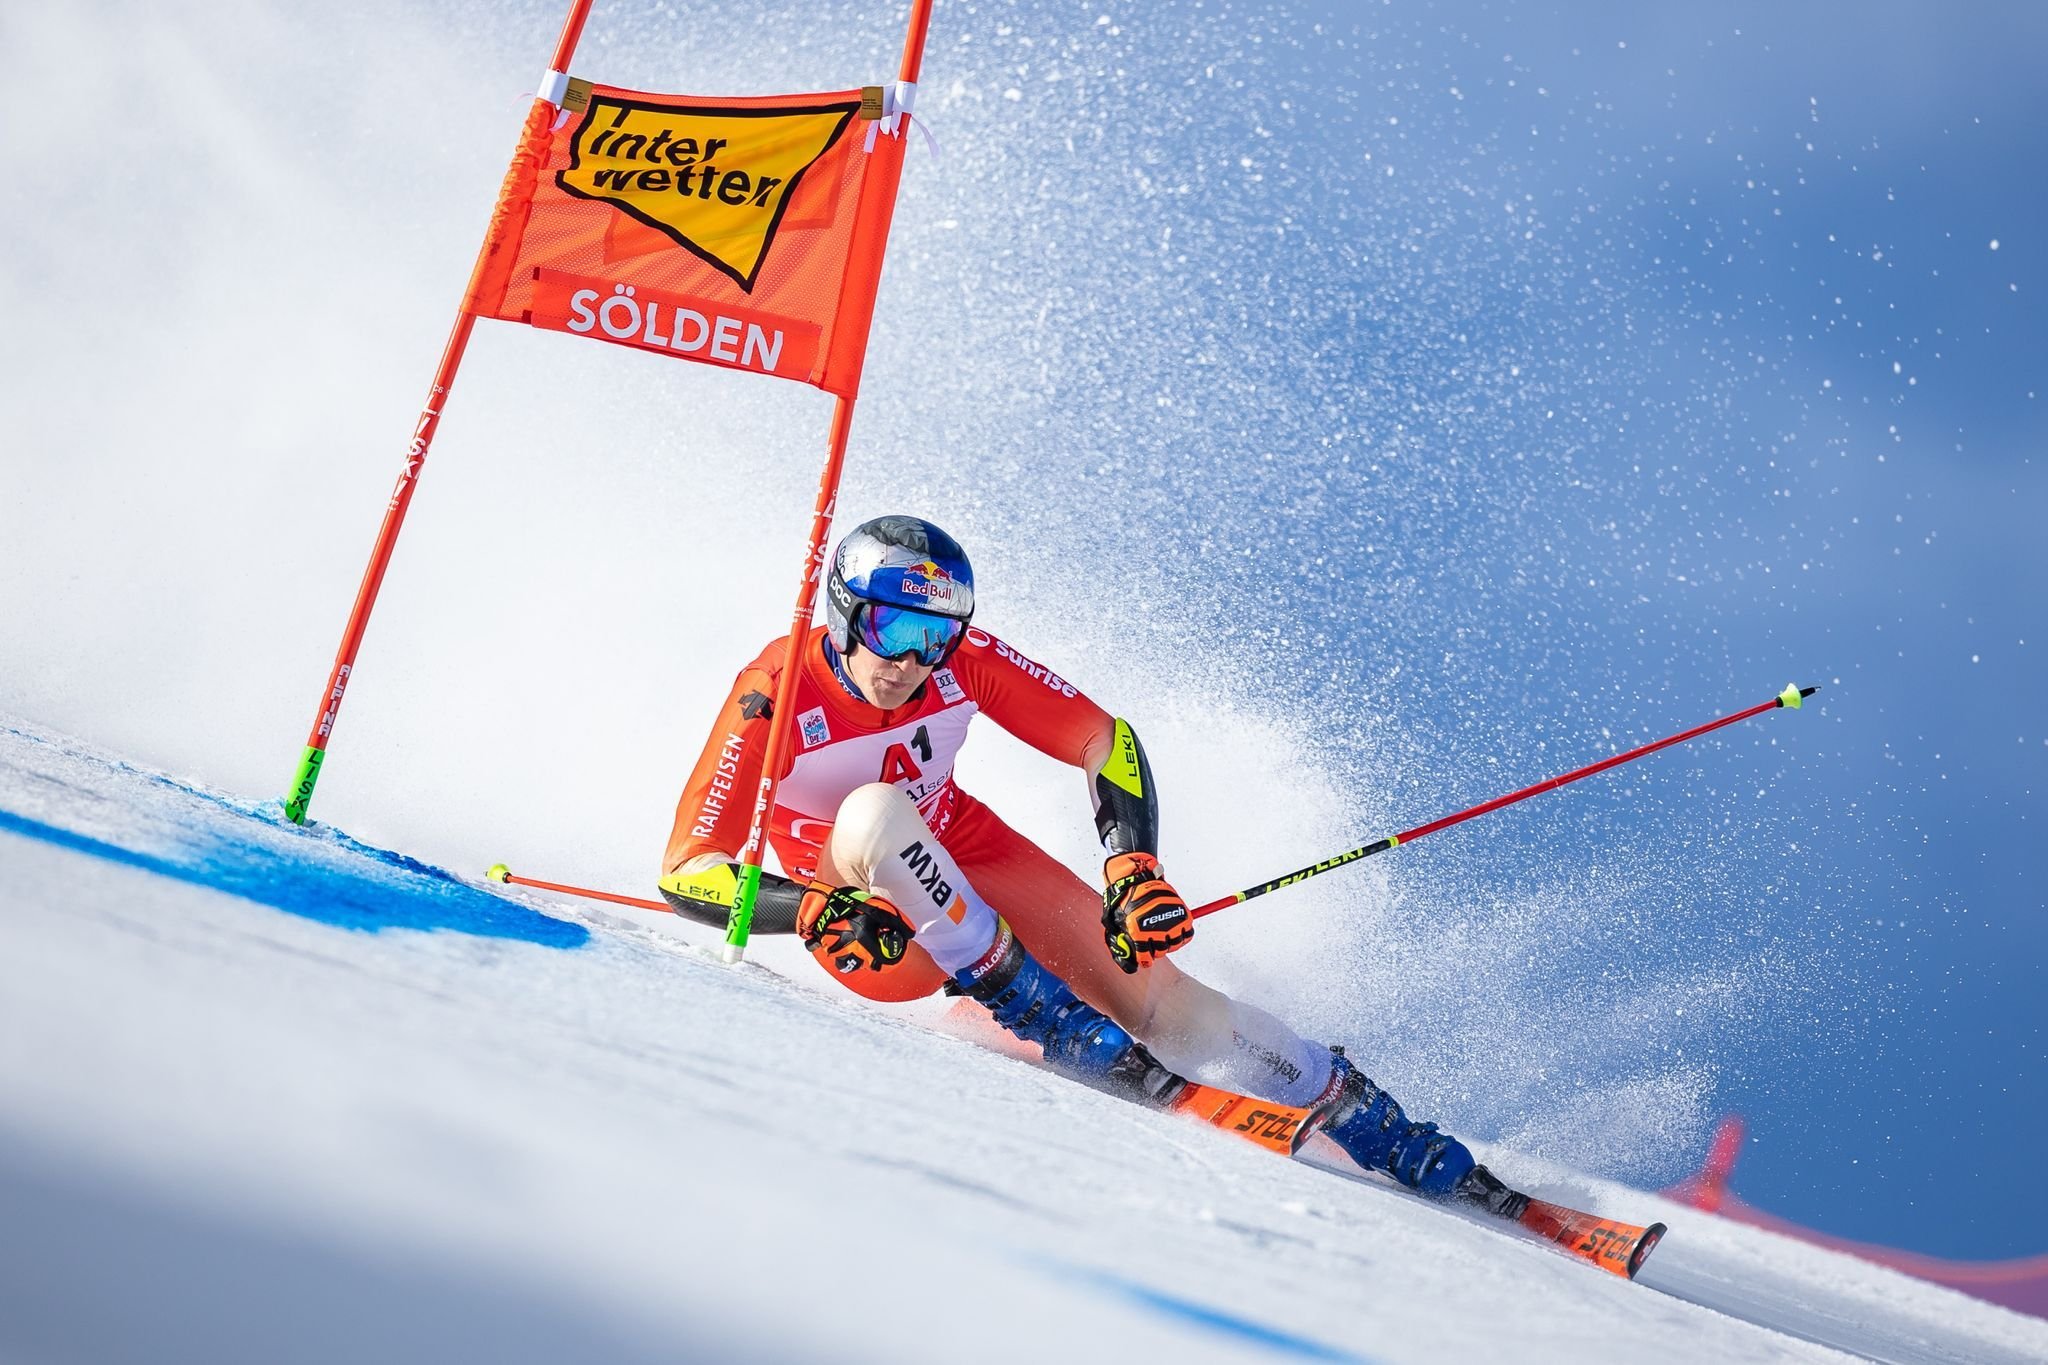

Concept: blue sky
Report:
left=1244, top=0, right=2048, bottom=1255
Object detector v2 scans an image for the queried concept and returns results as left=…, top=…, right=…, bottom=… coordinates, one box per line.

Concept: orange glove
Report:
left=1101, top=852, right=1193, bottom=974
left=797, top=883, right=915, bottom=974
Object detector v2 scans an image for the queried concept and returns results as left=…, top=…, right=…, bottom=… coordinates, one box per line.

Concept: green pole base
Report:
left=283, top=745, right=325, bottom=825
left=723, top=862, right=764, bottom=963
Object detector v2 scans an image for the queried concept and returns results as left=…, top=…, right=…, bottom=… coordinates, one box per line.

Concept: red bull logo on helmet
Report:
left=897, top=559, right=966, bottom=612
left=901, top=559, right=947, bottom=594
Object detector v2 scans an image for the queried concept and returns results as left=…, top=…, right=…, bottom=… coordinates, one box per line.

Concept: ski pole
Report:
left=483, top=864, right=672, bottom=915
left=1191, top=683, right=1817, bottom=920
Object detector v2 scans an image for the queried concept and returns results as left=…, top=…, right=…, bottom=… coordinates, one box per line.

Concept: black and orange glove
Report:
left=797, top=882, right=915, bottom=975
left=1101, top=852, right=1193, bottom=974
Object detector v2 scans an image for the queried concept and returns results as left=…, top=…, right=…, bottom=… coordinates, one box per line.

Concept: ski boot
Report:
left=954, top=921, right=1183, bottom=1107
left=1314, top=1049, right=1477, bottom=1198
left=1453, top=1163, right=1529, bottom=1219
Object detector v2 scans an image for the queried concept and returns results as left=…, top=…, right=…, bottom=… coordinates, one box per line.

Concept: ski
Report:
left=1171, top=1082, right=1320, bottom=1155
left=1170, top=1084, right=1668, bottom=1280
left=1514, top=1195, right=1667, bottom=1280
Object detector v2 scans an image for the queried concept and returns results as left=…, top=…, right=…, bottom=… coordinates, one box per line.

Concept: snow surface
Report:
left=5, top=720, right=2044, bottom=1365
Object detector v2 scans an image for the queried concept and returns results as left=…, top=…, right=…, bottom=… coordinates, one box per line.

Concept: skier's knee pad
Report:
left=827, top=783, right=998, bottom=973
left=827, top=783, right=921, bottom=873
left=809, top=786, right=960, bottom=1002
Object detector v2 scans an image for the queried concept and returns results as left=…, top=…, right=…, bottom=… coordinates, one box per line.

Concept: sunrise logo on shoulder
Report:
left=558, top=96, right=859, bottom=293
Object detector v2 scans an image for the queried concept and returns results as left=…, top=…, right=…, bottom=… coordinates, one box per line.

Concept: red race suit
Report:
left=665, top=625, right=1117, bottom=1002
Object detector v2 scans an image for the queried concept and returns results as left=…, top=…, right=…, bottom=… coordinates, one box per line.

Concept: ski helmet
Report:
left=824, top=515, right=976, bottom=664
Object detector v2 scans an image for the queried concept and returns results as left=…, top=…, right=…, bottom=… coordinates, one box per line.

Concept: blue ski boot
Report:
left=954, top=921, right=1184, bottom=1107
left=1315, top=1050, right=1476, bottom=1198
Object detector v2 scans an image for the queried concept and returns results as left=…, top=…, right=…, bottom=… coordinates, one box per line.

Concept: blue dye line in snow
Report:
left=0, top=805, right=587, bottom=949
left=1028, top=1258, right=1369, bottom=1362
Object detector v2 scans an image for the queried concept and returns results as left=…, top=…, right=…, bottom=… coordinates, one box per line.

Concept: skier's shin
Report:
left=1129, top=963, right=1333, bottom=1108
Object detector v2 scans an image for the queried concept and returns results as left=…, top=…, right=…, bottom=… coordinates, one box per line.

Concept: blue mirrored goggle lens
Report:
left=856, top=604, right=965, bottom=665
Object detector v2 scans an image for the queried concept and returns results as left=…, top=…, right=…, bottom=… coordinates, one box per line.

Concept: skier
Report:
left=660, top=514, right=1512, bottom=1208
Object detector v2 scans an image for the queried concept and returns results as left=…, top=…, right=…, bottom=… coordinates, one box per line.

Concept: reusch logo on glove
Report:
left=1138, top=908, right=1186, bottom=932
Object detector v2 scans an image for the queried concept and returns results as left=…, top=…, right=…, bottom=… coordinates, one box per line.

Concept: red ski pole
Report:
left=484, top=864, right=672, bottom=915
left=1192, top=683, right=1817, bottom=920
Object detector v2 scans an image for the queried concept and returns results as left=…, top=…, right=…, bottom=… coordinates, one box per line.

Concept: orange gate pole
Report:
left=284, top=0, right=598, bottom=824
left=721, top=0, right=936, bottom=960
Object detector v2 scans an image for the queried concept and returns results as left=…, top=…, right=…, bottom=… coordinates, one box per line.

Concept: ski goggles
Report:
left=854, top=602, right=967, bottom=666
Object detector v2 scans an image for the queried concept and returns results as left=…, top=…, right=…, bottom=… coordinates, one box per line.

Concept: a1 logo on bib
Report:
left=559, top=97, right=859, bottom=292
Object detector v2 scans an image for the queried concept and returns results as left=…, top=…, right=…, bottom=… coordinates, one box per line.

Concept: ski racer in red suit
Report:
left=660, top=515, right=1513, bottom=1208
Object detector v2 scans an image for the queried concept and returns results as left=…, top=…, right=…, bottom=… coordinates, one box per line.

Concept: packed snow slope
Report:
left=5, top=722, right=2045, bottom=1365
